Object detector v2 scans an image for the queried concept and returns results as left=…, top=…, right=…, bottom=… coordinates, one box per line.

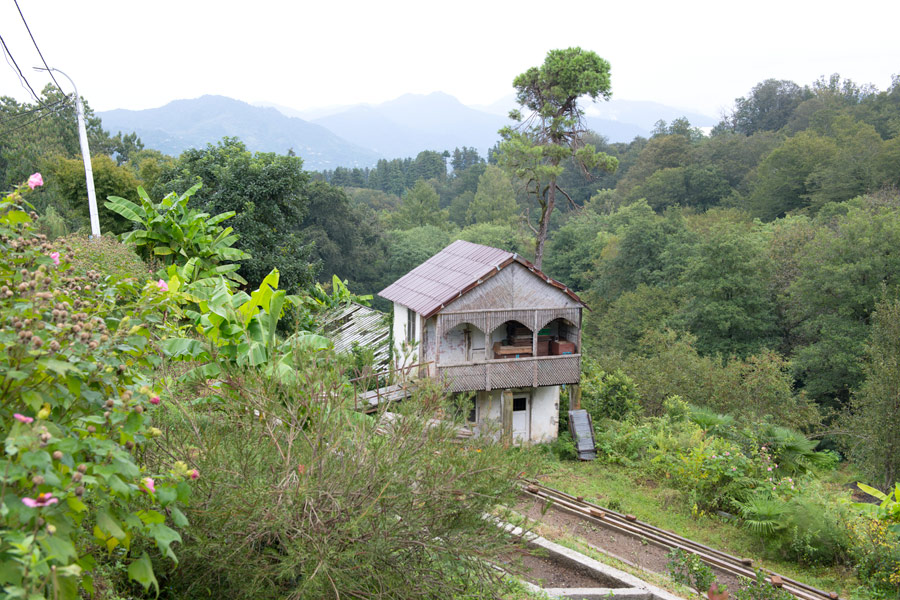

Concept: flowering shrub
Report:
left=0, top=176, right=189, bottom=598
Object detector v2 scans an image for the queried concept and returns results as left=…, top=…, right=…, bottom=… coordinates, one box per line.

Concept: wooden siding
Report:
left=436, top=354, right=581, bottom=392
left=438, top=306, right=581, bottom=339
left=443, top=262, right=580, bottom=314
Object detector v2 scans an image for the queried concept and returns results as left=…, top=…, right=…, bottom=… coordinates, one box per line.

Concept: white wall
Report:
left=473, top=386, right=559, bottom=444
left=530, top=386, right=560, bottom=443
left=392, top=303, right=419, bottom=369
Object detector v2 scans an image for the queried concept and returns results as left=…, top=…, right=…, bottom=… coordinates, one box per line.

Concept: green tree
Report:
left=155, top=137, right=316, bottom=291
left=456, top=223, right=529, bottom=256
left=301, top=181, right=387, bottom=293
left=719, top=79, right=812, bottom=135
left=379, top=226, right=453, bottom=294
left=390, top=179, right=445, bottom=230
left=842, top=296, right=900, bottom=490
left=789, top=196, right=900, bottom=407
left=675, top=219, right=778, bottom=358
left=748, top=131, right=838, bottom=220
left=499, top=47, right=618, bottom=268
left=467, top=165, right=518, bottom=225
left=41, top=154, right=141, bottom=234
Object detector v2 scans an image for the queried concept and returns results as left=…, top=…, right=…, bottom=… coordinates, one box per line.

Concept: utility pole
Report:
left=37, top=68, right=100, bottom=238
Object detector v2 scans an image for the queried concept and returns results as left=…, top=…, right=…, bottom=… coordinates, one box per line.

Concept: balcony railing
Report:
left=435, top=354, right=581, bottom=393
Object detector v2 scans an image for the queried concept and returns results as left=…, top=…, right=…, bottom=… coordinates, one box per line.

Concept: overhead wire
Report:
left=0, top=96, right=71, bottom=123
left=0, top=32, right=43, bottom=104
left=0, top=96, right=72, bottom=139
left=13, top=0, right=64, bottom=93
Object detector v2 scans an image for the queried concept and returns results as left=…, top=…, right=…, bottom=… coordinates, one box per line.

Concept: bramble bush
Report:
left=0, top=176, right=192, bottom=598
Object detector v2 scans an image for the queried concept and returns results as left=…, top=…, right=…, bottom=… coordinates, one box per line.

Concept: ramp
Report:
left=568, top=409, right=597, bottom=460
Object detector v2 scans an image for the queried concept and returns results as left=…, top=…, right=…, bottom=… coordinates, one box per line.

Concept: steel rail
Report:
left=519, top=480, right=840, bottom=600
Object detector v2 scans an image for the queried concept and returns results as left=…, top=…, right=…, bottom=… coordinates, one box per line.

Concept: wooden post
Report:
left=571, top=383, right=582, bottom=410
left=501, top=389, right=513, bottom=447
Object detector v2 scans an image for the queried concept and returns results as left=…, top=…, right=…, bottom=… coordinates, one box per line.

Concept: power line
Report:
left=0, top=32, right=43, bottom=104
left=0, top=96, right=71, bottom=126
left=0, top=98, right=71, bottom=139
left=13, top=0, right=63, bottom=93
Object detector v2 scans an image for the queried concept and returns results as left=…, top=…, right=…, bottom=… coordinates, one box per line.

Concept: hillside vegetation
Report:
left=2, top=60, right=899, bottom=598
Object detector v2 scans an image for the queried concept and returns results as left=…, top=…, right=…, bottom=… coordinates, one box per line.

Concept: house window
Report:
left=407, top=309, right=416, bottom=343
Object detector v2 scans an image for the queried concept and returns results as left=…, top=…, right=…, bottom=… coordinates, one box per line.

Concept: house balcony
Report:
left=435, top=354, right=581, bottom=393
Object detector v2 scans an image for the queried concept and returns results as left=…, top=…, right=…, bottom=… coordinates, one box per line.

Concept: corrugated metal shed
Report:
left=378, top=240, right=585, bottom=318
left=318, top=302, right=390, bottom=369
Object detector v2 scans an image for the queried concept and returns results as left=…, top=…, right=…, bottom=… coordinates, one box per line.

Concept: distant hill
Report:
left=310, top=92, right=508, bottom=159
left=98, top=96, right=381, bottom=171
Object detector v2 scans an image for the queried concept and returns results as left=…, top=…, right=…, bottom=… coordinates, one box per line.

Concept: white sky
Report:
left=1, top=0, right=898, bottom=120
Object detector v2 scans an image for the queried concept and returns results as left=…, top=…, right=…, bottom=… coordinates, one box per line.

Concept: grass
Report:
left=531, top=459, right=868, bottom=599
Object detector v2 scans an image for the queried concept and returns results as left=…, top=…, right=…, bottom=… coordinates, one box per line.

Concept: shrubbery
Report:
left=0, top=176, right=190, bottom=598
left=148, top=367, right=527, bottom=599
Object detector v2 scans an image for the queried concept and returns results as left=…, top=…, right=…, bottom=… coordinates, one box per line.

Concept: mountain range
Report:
left=99, top=93, right=717, bottom=171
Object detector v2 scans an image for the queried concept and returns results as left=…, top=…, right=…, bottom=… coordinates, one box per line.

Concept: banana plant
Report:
left=162, top=269, right=331, bottom=387
left=106, top=184, right=250, bottom=286
left=853, top=482, right=900, bottom=533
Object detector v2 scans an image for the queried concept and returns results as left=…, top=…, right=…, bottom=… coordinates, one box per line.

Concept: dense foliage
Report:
left=0, top=178, right=189, bottom=598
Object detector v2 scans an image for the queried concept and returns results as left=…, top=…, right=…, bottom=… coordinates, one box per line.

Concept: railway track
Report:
left=520, top=480, right=841, bottom=600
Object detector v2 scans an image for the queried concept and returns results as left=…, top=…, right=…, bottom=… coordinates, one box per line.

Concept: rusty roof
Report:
left=378, top=240, right=585, bottom=318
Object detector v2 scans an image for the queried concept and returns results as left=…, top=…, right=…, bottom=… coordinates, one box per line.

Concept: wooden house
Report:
left=378, top=240, right=585, bottom=443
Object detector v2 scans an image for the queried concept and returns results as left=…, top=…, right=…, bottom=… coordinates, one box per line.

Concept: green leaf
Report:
left=156, top=485, right=177, bottom=507
left=857, top=482, right=888, bottom=501
left=66, top=496, right=87, bottom=513
left=127, top=552, right=159, bottom=596
left=136, top=509, right=166, bottom=525
left=147, top=523, right=182, bottom=563
left=4, top=209, right=32, bottom=225
left=38, top=533, right=77, bottom=562
left=97, top=510, right=126, bottom=540
left=170, top=506, right=189, bottom=527
left=38, top=359, right=78, bottom=376
left=161, top=338, right=209, bottom=360
left=104, top=196, right=146, bottom=222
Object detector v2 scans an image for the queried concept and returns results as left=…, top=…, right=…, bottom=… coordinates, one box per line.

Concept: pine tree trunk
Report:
left=534, top=179, right=556, bottom=270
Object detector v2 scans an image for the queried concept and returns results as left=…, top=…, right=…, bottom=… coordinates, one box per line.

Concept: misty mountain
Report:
left=98, top=96, right=381, bottom=171
left=309, top=93, right=508, bottom=159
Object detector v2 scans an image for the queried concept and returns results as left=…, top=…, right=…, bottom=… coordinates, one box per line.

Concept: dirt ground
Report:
left=500, top=548, right=620, bottom=588
left=516, top=494, right=743, bottom=594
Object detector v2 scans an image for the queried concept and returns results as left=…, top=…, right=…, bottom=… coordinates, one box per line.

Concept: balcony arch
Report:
left=489, top=320, right=534, bottom=360
left=535, top=316, right=579, bottom=355
left=439, top=322, right=486, bottom=364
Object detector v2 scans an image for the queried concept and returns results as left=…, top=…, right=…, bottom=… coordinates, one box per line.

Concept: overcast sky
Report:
left=2, top=0, right=898, bottom=120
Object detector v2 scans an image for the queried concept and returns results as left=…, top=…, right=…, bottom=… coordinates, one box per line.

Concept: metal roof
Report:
left=378, top=240, right=585, bottom=318
left=318, top=302, right=390, bottom=368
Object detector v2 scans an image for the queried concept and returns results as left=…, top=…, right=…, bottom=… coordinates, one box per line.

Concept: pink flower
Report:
left=22, top=492, right=58, bottom=508
left=156, top=279, right=168, bottom=292
left=27, top=173, right=43, bottom=189
left=13, top=413, right=33, bottom=424
left=772, top=486, right=776, bottom=491
left=724, top=451, right=730, bottom=456
left=149, top=396, right=160, bottom=405
left=142, top=477, right=156, bottom=493
left=767, top=467, right=772, bottom=471
left=731, top=466, right=737, bottom=471
left=49, top=252, right=60, bottom=266
left=189, top=469, right=199, bottom=480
